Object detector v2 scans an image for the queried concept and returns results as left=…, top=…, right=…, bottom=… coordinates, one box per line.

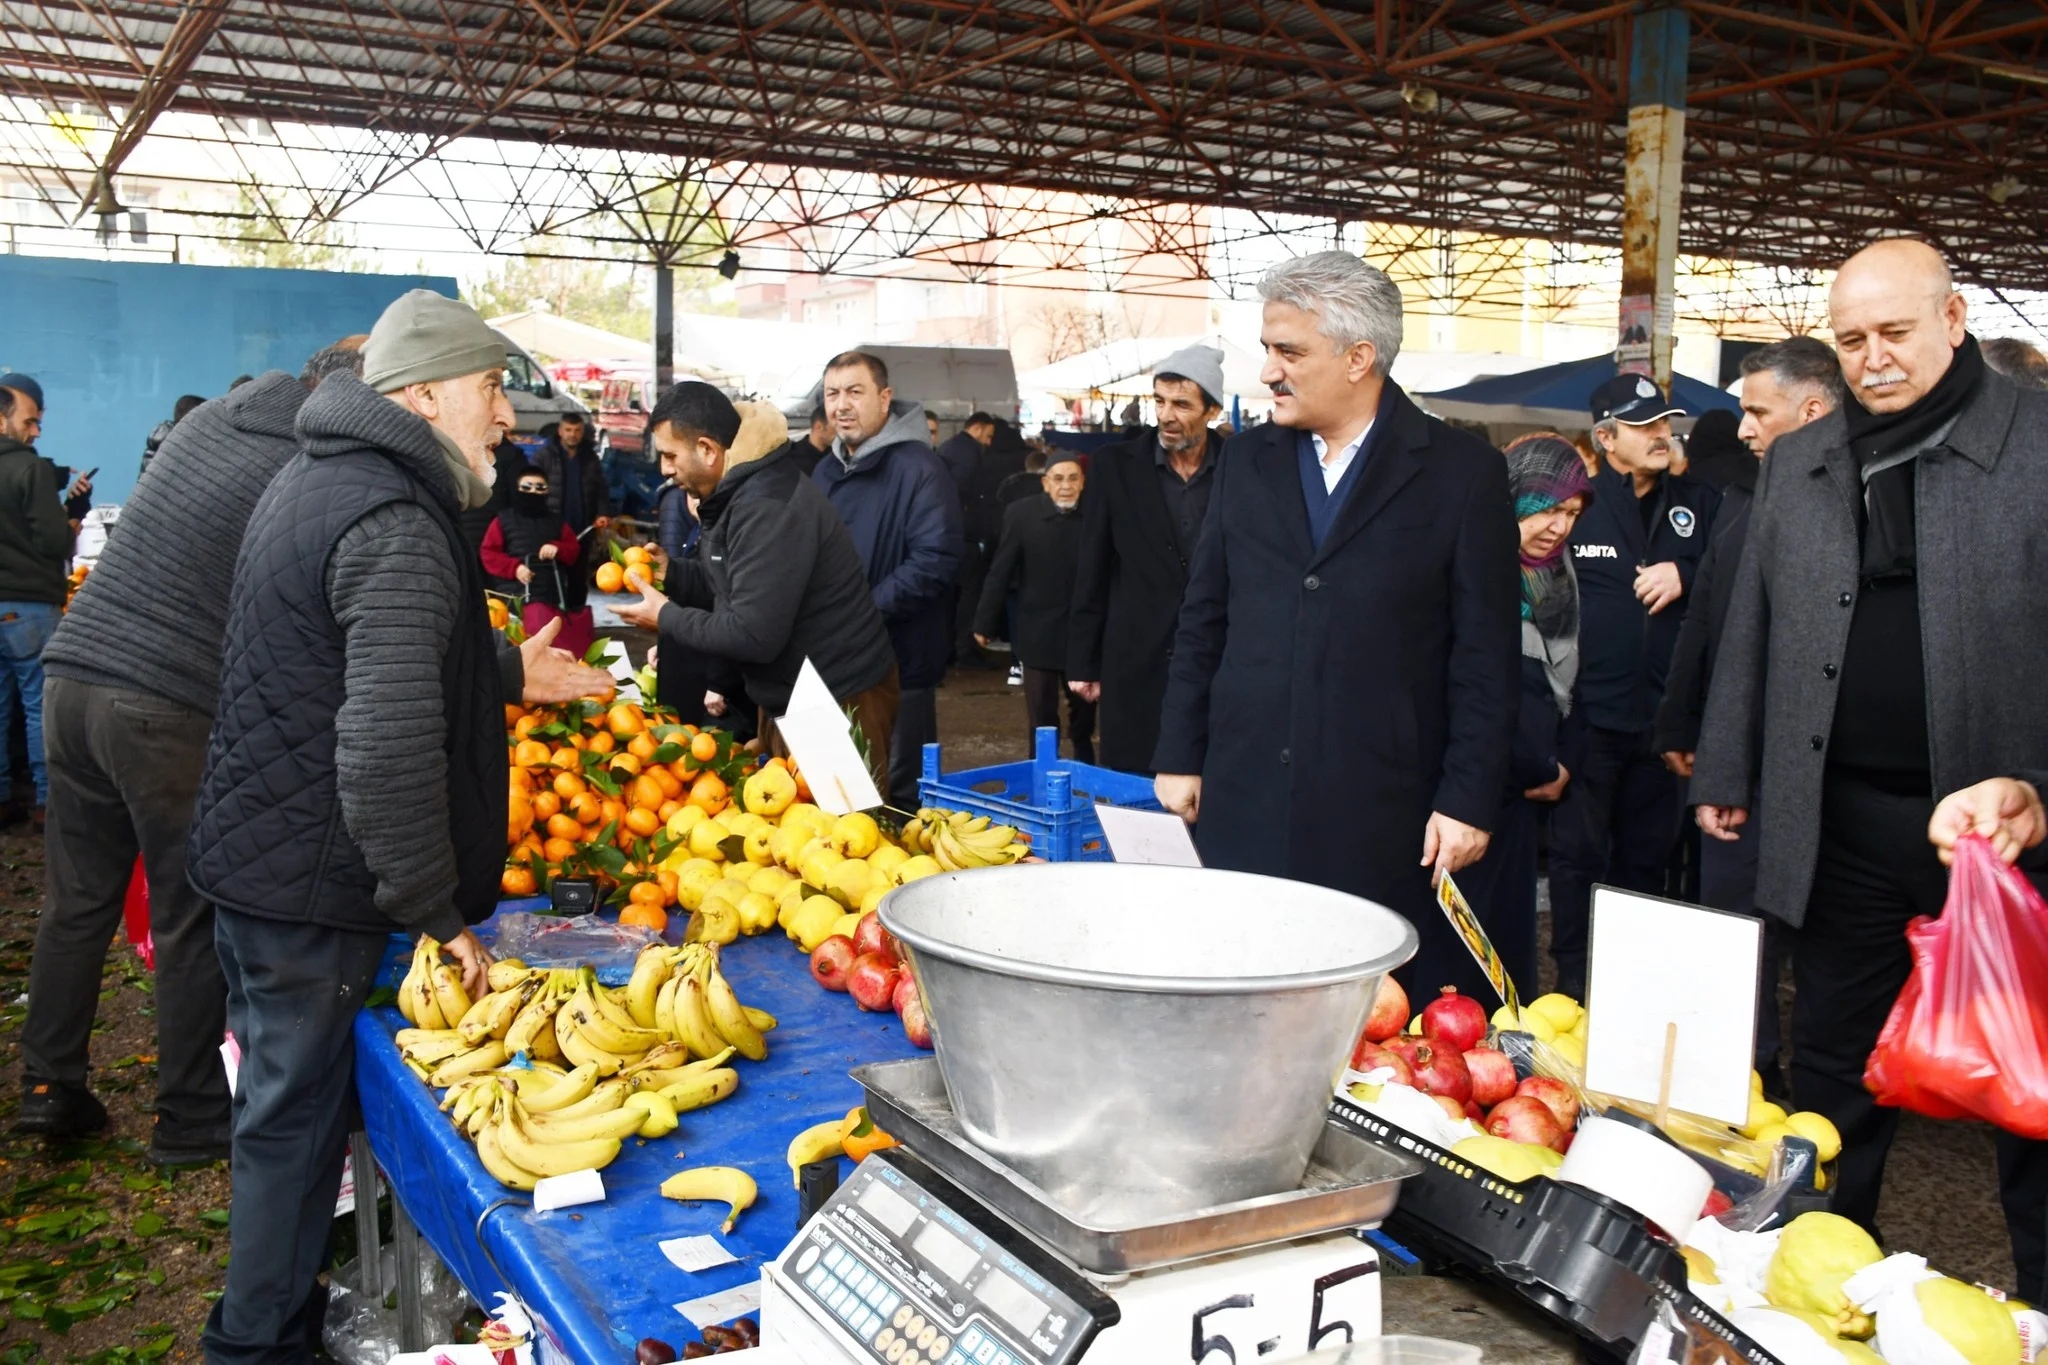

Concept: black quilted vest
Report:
left=189, top=435, right=506, bottom=933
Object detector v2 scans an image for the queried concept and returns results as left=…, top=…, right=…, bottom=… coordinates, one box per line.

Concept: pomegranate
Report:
left=846, top=952, right=900, bottom=1012
left=1464, top=1047, right=1518, bottom=1107
left=1395, top=1038, right=1470, bottom=1105
left=851, top=911, right=896, bottom=963
left=1464, top=1100, right=1485, bottom=1122
left=808, top=936, right=856, bottom=992
left=1430, top=1093, right=1467, bottom=1124
left=1485, top=1095, right=1565, bottom=1150
left=1360, top=975, right=1410, bottom=1043
left=1703, top=1189, right=1734, bottom=1218
left=1515, top=1075, right=1581, bottom=1130
left=1420, top=987, right=1489, bottom=1053
left=1349, top=1042, right=1414, bottom=1087
left=899, top=991, right=933, bottom=1048
left=891, top=973, right=919, bottom=1016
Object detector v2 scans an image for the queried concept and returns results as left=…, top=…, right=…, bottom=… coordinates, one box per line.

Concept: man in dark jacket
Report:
left=1694, top=240, right=2048, bottom=1284
left=778, top=406, right=832, bottom=477
left=1153, top=254, right=1520, bottom=998
left=0, top=375, right=70, bottom=824
left=16, top=345, right=361, bottom=1163
left=813, top=351, right=964, bottom=807
left=616, top=384, right=899, bottom=793
left=1654, top=337, right=1840, bottom=1083
left=974, top=452, right=1094, bottom=760
left=1543, top=374, right=1718, bottom=997
left=1066, top=345, right=1227, bottom=773
left=939, top=411, right=999, bottom=665
left=534, top=411, right=610, bottom=538
left=186, top=292, right=606, bottom=1362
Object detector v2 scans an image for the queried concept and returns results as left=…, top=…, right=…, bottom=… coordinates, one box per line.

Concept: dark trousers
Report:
left=1546, top=724, right=1680, bottom=998
left=1796, top=770, right=2048, bottom=1296
left=1698, top=796, right=1783, bottom=1085
left=23, top=677, right=228, bottom=1137
left=888, top=685, right=938, bottom=810
left=206, top=908, right=388, bottom=1365
left=1022, top=666, right=1096, bottom=764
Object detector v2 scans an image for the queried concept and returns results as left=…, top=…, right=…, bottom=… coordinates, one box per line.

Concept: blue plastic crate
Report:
left=917, top=727, right=1163, bottom=861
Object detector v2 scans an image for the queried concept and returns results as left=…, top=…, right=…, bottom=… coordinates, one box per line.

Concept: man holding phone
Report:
left=0, top=373, right=70, bottom=827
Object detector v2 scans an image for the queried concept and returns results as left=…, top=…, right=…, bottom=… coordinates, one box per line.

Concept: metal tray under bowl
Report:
left=854, top=1057, right=1420, bottom=1276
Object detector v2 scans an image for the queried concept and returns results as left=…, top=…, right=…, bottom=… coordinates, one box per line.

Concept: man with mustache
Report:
left=1545, top=374, right=1719, bottom=997
left=1694, top=239, right=2048, bottom=1286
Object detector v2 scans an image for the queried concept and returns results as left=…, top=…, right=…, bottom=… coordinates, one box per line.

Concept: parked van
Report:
left=501, top=339, right=591, bottom=440
left=781, top=344, right=1019, bottom=442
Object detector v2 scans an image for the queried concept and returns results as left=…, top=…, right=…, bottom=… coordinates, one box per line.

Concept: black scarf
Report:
left=1841, top=334, right=1984, bottom=581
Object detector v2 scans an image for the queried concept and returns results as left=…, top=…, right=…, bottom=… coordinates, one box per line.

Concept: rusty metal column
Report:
left=1618, top=3, right=1687, bottom=387
left=653, top=258, right=674, bottom=397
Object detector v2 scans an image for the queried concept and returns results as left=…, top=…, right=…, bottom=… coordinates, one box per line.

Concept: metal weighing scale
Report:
left=759, top=1059, right=1419, bottom=1364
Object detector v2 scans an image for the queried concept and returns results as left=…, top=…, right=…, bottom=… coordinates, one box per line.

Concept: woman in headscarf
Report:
left=1454, top=434, right=1594, bottom=999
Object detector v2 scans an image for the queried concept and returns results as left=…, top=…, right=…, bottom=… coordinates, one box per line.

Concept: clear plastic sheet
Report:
left=321, top=1243, right=476, bottom=1365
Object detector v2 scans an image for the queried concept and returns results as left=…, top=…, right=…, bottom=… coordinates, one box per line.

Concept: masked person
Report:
left=480, top=465, right=594, bottom=659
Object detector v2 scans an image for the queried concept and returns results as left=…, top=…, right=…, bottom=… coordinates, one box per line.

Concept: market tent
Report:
left=1417, top=355, right=1741, bottom=429
left=487, top=309, right=646, bottom=367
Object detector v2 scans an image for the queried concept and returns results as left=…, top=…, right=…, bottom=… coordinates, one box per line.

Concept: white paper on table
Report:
left=1094, top=803, right=1201, bottom=866
left=773, top=659, right=882, bottom=815
left=1583, top=886, right=1762, bottom=1127
left=675, top=1279, right=762, bottom=1328
left=660, top=1234, right=738, bottom=1273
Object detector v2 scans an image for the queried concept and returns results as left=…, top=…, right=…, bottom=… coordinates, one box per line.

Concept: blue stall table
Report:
left=353, top=906, right=923, bottom=1362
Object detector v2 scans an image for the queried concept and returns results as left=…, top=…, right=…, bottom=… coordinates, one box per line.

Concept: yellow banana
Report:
left=565, top=974, right=667, bottom=1055
left=703, top=967, right=768, bottom=1062
left=660, top=1166, right=755, bottom=1232
left=624, top=1091, right=680, bottom=1139
left=486, top=958, right=533, bottom=993
left=458, top=979, right=534, bottom=1046
left=448, top=1078, right=495, bottom=1129
left=786, top=1119, right=847, bottom=1187
left=475, top=1105, right=542, bottom=1191
left=395, top=950, right=420, bottom=1025
left=528, top=1013, right=565, bottom=1063
left=658, top=1067, right=739, bottom=1113
left=395, top=1026, right=465, bottom=1053
left=503, top=986, right=564, bottom=1057
left=673, top=974, right=730, bottom=1061
left=519, top=1062, right=598, bottom=1114
left=628, top=1054, right=738, bottom=1092
left=526, top=1100, right=649, bottom=1144
left=554, top=1007, right=631, bottom=1076
left=408, top=951, right=447, bottom=1030
left=495, top=1097, right=620, bottom=1177
left=623, top=947, right=678, bottom=1029
left=590, top=976, right=652, bottom=1036
left=427, top=1040, right=508, bottom=1088
left=743, top=1006, right=779, bottom=1033
left=541, top=1077, right=631, bottom=1121
left=623, top=1042, right=693, bottom=1074
left=402, top=1057, right=431, bottom=1082
left=900, top=818, right=925, bottom=855
left=653, top=973, right=682, bottom=1041
left=430, top=962, right=473, bottom=1034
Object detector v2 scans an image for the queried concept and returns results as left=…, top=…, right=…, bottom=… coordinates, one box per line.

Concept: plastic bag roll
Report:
left=532, top=1168, right=606, bottom=1212
left=1556, top=1115, right=1712, bottom=1236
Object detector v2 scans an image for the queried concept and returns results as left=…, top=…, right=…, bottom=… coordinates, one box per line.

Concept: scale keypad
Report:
left=798, top=1237, right=956, bottom=1363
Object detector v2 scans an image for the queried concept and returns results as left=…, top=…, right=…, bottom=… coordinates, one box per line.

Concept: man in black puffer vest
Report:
left=188, top=291, right=611, bottom=1364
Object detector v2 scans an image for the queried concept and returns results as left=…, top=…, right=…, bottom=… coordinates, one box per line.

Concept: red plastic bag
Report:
left=1865, top=834, right=2048, bottom=1137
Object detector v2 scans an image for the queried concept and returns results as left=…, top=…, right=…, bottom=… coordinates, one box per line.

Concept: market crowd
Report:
left=0, top=234, right=2041, bottom=1361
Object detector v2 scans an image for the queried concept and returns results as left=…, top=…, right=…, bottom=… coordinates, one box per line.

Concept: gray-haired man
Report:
left=1152, top=251, right=1520, bottom=1001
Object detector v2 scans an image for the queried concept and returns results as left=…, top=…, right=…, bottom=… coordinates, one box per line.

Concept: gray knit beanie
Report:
left=1154, top=343, right=1226, bottom=410
left=361, top=290, right=507, bottom=393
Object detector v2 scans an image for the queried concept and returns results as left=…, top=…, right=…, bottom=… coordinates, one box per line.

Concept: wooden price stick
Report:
left=1654, top=1021, right=1679, bottom=1131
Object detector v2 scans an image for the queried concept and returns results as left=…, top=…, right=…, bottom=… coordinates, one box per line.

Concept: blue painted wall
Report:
left=0, top=255, right=458, bottom=503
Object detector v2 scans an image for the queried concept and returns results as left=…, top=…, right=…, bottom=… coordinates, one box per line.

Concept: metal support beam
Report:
left=1619, top=3, right=1688, bottom=389
left=653, top=261, right=674, bottom=397
left=80, top=0, right=228, bottom=220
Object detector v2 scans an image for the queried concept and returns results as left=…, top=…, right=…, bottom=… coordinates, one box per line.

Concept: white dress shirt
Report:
left=1310, top=421, right=1374, bottom=493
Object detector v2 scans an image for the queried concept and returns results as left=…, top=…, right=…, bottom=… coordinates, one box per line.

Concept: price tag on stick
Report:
left=1094, top=803, right=1202, bottom=866
left=772, top=659, right=882, bottom=816
left=1435, top=871, right=1520, bottom=1014
left=1583, top=886, right=1762, bottom=1127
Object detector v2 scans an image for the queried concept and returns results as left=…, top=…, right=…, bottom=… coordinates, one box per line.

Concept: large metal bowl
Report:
left=879, top=863, right=1417, bottom=1225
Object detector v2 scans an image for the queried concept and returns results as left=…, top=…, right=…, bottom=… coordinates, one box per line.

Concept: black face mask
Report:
left=514, top=491, right=551, bottom=516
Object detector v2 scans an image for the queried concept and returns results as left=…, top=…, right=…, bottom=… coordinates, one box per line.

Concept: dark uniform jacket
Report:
left=1567, top=460, right=1719, bottom=733
left=973, top=493, right=1084, bottom=672
left=1653, top=457, right=1756, bottom=756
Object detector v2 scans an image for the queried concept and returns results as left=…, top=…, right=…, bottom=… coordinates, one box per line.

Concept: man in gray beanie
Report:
left=187, top=289, right=608, bottom=1362
left=1066, top=342, right=1227, bottom=771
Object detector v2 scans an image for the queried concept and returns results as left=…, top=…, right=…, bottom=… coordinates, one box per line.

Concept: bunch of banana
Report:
left=901, top=807, right=1032, bottom=871
left=470, top=1081, right=649, bottom=1190
left=395, top=936, right=477, bottom=1031
left=625, top=942, right=778, bottom=1064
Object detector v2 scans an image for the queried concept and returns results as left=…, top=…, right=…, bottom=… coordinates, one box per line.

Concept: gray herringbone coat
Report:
left=1692, top=370, right=2048, bottom=924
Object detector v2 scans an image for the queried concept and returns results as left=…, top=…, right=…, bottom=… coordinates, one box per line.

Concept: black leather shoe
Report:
left=147, top=1119, right=232, bottom=1167
left=14, top=1079, right=108, bottom=1137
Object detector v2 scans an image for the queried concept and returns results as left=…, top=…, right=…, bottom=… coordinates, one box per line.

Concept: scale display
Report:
left=778, top=1149, right=1118, bottom=1365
